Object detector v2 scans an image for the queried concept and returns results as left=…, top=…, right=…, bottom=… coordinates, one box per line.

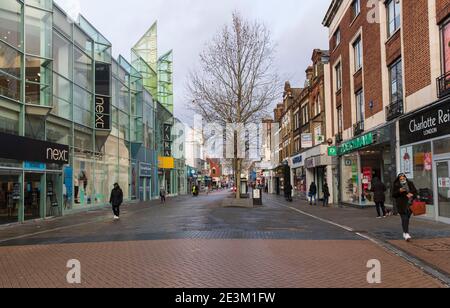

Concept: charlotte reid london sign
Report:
left=400, top=100, right=450, bottom=146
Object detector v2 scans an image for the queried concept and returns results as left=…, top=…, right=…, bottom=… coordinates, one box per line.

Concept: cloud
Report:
left=55, top=0, right=331, bottom=124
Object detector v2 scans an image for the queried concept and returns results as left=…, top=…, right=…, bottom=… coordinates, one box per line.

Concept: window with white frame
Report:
left=387, top=0, right=401, bottom=37
left=389, top=58, right=403, bottom=105
left=351, top=0, right=361, bottom=20
left=337, top=106, right=343, bottom=134
left=335, top=62, right=342, bottom=91
left=353, top=36, right=363, bottom=72
left=334, top=28, right=341, bottom=48
left=355, top=89, right=364, bottom=123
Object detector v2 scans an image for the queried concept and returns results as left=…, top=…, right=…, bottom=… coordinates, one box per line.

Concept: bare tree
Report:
left=187, top=12, right=280, bottom=199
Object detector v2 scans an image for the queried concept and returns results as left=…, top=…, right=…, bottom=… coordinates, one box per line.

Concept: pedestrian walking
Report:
left=160, top=187, right=167, bottom=204
left=110, top=183, right=123, bottom=220
left=309, top=182, right=317, bottom=205
left=322, top=182, right=330, bottom=207
left=285, top=183, right=293, bottom=202
left=370, top=177, right=387, bottom=218
left=392, top=173, right=417, bottom=242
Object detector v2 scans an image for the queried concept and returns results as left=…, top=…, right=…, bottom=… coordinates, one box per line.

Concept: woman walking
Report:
left=392, top=173, right=417, bottom=242
left=370, top=177, right=387, bottom=218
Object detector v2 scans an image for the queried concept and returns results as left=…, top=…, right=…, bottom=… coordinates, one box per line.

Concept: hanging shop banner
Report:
left=424, top=153, right=433, bottom=171
left=400, top=146, right=414, bottom=179
left=400, top=99, right=450, bottom=146
left=163, top=124, right=172, bottom=157
left=0, top=132, right=69, bottom=165
left=95, top=95, right=111, bottom=130
left=301, top=134, right=313, bottom=148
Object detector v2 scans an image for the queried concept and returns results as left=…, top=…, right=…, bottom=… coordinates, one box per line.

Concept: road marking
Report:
left=270, top=198, right=450, bottom=288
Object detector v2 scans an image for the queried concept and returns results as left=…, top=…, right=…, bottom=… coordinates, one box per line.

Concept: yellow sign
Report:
left=158, top=157, right=175, bottom=169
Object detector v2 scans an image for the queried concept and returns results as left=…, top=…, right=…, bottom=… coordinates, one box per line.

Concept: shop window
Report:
left=342, top=154, right=360, bottom=204
left=25, top=56, right=52, bottom=106
left=25, top=6, right=52, bottom=58
left=0, top=106, right=19, bottom=135
left=434, top=137, right=450, bottom=155
left=53, top=30, right=72, bottom=79
left=0, top=0, right=23, bottom=49
left=74, top=47, right=93, bottom=92
left=400, top=142, right=434, bottom=205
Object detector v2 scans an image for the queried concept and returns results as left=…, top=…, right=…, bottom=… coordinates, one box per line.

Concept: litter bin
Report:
left=253, top=188, right=262, bottom=206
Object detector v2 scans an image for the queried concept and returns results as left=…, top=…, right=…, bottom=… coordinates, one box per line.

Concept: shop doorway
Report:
left=436, top=160, right=450, bottom=221
left=24, top=173, right=44, bottom=221
left=0, top=170, right=21, bottom=225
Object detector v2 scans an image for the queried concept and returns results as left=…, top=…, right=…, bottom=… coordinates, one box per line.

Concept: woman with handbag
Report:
left=392, top=173, right=417, bottom=242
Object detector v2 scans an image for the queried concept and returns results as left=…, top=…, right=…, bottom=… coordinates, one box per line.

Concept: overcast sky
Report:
left=55, top=0, right=331, bottom=124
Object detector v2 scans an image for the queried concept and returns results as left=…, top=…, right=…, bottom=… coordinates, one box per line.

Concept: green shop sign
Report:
left=328, top=146, right=338, bottom=157
left=328, top=133, right=374, bottom=156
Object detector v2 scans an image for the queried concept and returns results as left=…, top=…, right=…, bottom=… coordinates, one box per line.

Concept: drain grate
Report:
left=412, top=242, right=450, bottom=252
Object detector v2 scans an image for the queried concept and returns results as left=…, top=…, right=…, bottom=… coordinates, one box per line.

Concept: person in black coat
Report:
left=392, top=173, right=417, bottom=242
left=322, top=182, right=330, bottom=207
left=370, top=177, right=387, bottom=218
left=309, top=182, right=317, bottom=205
left=285, top=183, right=293, bottom=202
left=110, top=183, right=123, bottom=220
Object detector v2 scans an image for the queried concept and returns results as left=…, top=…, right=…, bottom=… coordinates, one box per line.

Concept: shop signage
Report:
left=400, top=100, right=450, bottom=146
left=301, top=134, right=313, bottom=148
left=139, top=163, right=152, bottom=178
left=292, top=155, right=303, bottom=165
left=328, top=146, right=338, bottom=157
left=0, top=132, right=69, bottom=165
left=158, top=156, right=175, bottom=169
left=95, top=96, right=111, bottom=130
left=305, top=157, right=316, bottom=169
left=338, top=133, right=374, bottom=156
left=24, top=161, right=46, bottom=171
left=163, top=124, right=172, bottom=157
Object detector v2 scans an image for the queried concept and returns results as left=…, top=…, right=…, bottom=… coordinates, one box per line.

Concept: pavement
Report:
left=0, top=191, right=449, bottom=288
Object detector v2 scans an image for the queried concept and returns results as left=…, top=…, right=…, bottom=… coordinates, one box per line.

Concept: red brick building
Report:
left=323, top=0, right=450, bottom=223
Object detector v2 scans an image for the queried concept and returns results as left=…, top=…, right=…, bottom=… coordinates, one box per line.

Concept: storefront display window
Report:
left=400, top=142, right=434, bottom=205
left=0, top=171, right=20, bottom=225
left=342, top=154, right=359, bottom=204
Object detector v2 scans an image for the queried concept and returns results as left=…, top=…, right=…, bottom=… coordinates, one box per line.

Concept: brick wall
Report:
left=385, top=30, right=402, bottom=66
left=329, top=1, right=383, bottom=130
left=403, top=0, right=431, bottom=97
left=437, top=0, right=450, bottom=24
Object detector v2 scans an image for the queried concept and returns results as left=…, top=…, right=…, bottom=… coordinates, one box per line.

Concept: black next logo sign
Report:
left=95, top=96, right=111, bottom=130
left=46, top=148, right=69, bottom=163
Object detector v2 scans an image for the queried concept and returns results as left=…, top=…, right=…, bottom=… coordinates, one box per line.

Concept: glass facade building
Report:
left=0, top=1, right=183, bottom=225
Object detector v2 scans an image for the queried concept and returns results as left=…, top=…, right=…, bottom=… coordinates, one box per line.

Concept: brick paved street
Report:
left=0, top=191, right=447, bottom=288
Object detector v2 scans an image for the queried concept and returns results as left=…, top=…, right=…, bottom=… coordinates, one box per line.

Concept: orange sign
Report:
left=158, top=157, right=174, bottom=169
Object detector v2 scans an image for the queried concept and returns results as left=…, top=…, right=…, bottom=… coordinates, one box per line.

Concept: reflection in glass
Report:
left=25, top=6, right=52, bottom=58
left=0, top=0, right=23, bottom=49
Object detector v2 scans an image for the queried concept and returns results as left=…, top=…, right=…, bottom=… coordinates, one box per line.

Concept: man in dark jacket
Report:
left=309, top=182, right=317, bottom=205
left=323, top=182, right=330, bottom=207
left=285, top=183, right=293, bottom=202
left=392, top=173, right=417, bottom=242
left=110, top=183, right=123, bottom=220
left=370, top=177, right=387, bottom=218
